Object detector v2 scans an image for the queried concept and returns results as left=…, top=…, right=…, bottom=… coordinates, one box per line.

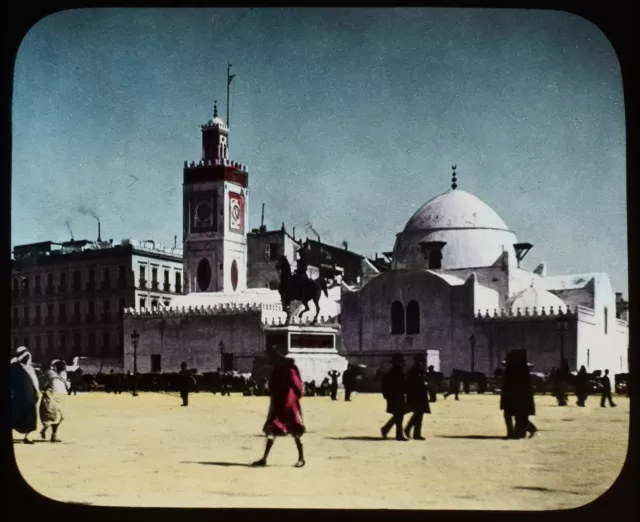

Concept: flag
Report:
left=228, top=73, right=236, bottom=86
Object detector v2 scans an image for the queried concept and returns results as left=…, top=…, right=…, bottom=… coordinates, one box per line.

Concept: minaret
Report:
left=182, top=101, right=249, bottom=294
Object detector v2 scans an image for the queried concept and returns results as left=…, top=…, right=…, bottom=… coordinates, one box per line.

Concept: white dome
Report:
left=506, top=282, right=566, bottom=312
left=392, top=189, right=518, bottom=270
left=404, top=189, right=510, bottom=232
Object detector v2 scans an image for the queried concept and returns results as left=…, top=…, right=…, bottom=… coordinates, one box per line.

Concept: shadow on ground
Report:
left=182, top=461, right=253, bottom=467
left=326, top=436, right=386, bottom=441
left=436, top=435, right=507, bottom=440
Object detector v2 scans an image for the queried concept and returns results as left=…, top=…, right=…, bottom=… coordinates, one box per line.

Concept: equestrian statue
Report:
left=275, top=250, right=328, bottom=325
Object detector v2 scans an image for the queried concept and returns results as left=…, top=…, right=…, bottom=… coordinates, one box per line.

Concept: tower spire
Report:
left=213, top=100, right=218, bottom=119
left=451, top=164, right=458, bottom=190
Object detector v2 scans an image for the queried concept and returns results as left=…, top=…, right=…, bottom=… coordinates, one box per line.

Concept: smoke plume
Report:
left=304, top=222, right=321, bottom=241
left=65, top=220, right=74, bottom=240
left=77, top=205, right=99, bottom=221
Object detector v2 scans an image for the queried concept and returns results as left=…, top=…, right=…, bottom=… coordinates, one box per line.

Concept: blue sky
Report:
left=11, top=8, right=627, bottom=294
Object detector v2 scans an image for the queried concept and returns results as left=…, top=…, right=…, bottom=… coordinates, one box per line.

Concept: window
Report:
left=47, top=303, right=54, bottom=325
left=406, top=300, right=420, bottom=334
left=88, top=332, right=96, bottom=355
left=118, top=298, right=126, bottom=319
left=23, top=306, right=30, bottom=326
left=35, top=305, right=41, bottom=325
left=73, top=302, right=81, bottom=323
left=163, top=300, right=170, bottom=307
left=391, top=301, right=405, bottom=335
left=140, top=298, right=147, bottom=309
left=35, top=336, right=41, bottom=356
left=47, top=273, right=54, bottom=293
left=103, top=333, right=110, bottom=354
left=47, top=335, right=54, bottom=353
left=59, top=334, right=66, bottom=354
left=103, top=300, right=111, bottom=321
left=59, top=303, right=66, bottom=324
left=87, top=268, right=95, bottom=291
left=13, top=337, right=20, bottom=349
left=268, top=281, right=279, bottom=290
left=151, top=299, right=158, bottom=309
left=12, top=308, right=19, bottom=327
left=117, top=265, right=127, bottom=288
left=139, top=266, right=146, bottom=288
left=22, top=277, right=30, bottom=296
left=88, top=302, right=95, bottom=322
left=73, top=331, right=81, bottom=353
left=73, top=270, right=81, bottom=292
left=151, top=354, right=162, bottom=372
left=604, top=307, right=608, bottom=335
left=34, top=275, right=41, bottom=295
left=429, top=249, right=442, bottom=269
left=23, top=337, right=29, bottom=349
left=102, top=267, right=111, bottom=289
left=175, top=272, right=182, bottom=293
left=164, top=269, right=170, bottom=291
left=59, top=272, right=67, bottom=293
left=152, top=267, right=158, bottom=290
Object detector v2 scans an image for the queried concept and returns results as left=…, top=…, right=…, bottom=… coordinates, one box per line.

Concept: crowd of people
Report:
left=11, top=343, right=624, bottom=465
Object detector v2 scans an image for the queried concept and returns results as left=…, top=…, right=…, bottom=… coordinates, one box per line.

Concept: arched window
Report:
left=406, top=300, right=420, bottom=334
left=390, top=301, right=405, bottom=335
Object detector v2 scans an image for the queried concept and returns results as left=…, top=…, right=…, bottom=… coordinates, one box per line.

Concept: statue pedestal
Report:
left=262, top=324, right=348, bottom=384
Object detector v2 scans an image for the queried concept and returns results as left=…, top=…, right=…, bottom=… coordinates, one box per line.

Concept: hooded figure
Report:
left=500, top=349, right=537, bottom=439
left=39, top=360, right=70, bottom=442
left=575, top=365, right=589, bottom=407
left=11, top=347, right=40, bottom=444
left=252, top=346, right=305, bottom=468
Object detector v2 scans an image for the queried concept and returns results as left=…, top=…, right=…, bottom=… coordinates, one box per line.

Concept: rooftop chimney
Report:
left=98, top=221, right=102, bottom=242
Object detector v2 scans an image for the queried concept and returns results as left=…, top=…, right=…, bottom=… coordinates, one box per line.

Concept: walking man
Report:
left=381, top=354, right=408, bottom=441
left=179, top=362, right=193, bottom=406
left=600, top=369, right=617, bottom=408
left=252, top=346, right=306, bottom=468
left=500, top=349, right=537, bottom=439
left=404, top=354, right=431, bottom=440
left=443, top=370, right=460, bottom=400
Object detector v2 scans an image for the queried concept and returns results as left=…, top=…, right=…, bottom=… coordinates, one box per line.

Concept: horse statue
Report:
left=275, top=254, right=328, bottom=325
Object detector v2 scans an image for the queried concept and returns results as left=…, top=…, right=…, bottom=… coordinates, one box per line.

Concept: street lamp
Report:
left=469, top=334, right=476, bottom=373
left=219, top=340, right=225, bottom=372
left=131, top=329, right=140, bottom=397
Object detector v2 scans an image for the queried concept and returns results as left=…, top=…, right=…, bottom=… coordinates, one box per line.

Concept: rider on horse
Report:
left=293, top=249, right=309, bottom=297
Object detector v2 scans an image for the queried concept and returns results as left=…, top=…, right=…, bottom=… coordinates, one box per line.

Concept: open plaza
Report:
left=13, top=391, right=629, bottom=510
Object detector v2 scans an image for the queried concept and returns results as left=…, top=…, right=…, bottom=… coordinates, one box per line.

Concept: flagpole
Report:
left=227, top=62, right=231, bottom=130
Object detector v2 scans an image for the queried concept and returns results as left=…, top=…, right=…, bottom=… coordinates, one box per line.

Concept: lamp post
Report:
left=131, top=329, right=140, bottom=397
left=469, top=334, right=476, bottom=373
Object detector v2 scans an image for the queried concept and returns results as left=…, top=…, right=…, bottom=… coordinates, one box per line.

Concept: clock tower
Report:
left=183, top=101, right=248, bottom=294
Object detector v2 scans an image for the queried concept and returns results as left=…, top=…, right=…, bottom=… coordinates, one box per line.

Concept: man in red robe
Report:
left=252, top=346, right=305, bottom=468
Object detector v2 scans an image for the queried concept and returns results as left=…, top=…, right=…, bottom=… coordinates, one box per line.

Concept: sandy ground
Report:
left=13, top=391, right=629, bottom=510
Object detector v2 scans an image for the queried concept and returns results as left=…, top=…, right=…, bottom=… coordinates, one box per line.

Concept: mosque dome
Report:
left=403, top=189, right=510, bottom=232
left=392, top=187, right=519, bottom=270
left=505, top=281, right=566, bottom=313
